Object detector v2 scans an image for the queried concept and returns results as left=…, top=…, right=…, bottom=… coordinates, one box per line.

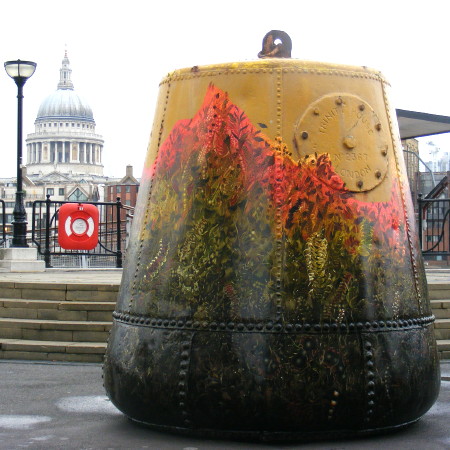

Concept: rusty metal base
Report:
left=128, top=415, right=421, bottom=443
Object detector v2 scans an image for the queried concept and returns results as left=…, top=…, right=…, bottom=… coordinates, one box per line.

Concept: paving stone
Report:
left=0, top=317, right=41, bottom=329
left=22, top=329, right=73, bottom=341
left=66, top=342, right=107, bottom=354
left=0, top=327, right=23, bottom=339
left=0, top=288, right=21, bottom=299
left=15, top=282, right=67, bottom=290
left=58, top=301, right=116, bottom=311
left=73, top=331, right=110, bottom=342
left=1, top=340, right=67, bottom=352
left=37, top=309, right=88, bottom=321
left=21, top=288, right=67, bottom=301
left=0, top=307, right=39, bottom=319
left=66, top=290, right=117, bottom=302
left=87, top=311, right=113, bottom=321
left=1, top=299, right=60, bottom=309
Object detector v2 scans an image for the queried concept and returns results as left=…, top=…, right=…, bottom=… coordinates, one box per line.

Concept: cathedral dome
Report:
left=36, top=89, right=94, bottom=122
left=35, top=51, right=94, bottom=123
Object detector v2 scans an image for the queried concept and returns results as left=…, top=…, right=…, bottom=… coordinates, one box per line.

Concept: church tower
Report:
left=25, top=51, right=104, bottom=177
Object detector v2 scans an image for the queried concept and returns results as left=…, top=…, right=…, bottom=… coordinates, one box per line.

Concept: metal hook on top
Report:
left=258, top=30, right=292, bottom=58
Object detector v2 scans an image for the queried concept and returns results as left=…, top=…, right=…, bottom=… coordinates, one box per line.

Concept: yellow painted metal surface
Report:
left=147, top=59, right=399, bottom=203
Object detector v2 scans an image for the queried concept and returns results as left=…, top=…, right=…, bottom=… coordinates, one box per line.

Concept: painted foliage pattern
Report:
left=133, top=84, right=420, bottom=324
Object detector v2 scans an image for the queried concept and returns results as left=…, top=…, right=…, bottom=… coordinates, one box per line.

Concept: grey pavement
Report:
left=0, top=360, right=448, bottom=450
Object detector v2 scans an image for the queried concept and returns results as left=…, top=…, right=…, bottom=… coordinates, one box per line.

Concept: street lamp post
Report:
left=4, top=60, right=36, bottom=247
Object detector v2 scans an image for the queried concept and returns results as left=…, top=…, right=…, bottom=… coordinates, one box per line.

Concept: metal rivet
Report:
left=313, top=108, right=320, bottom=115
left=357, top=180, right=364, bottom=189
left=375, top=123, right=382, bottom=131
left=359, top=104, right=365, bottom=111
left=336, top=97, right=343, bottom=105
left=375, top=170, right=382, bottom=178
left=301, top=131, right=308, bottom=140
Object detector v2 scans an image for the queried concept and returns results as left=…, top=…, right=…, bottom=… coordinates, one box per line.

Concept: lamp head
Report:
left=4, top=60, right=36, bottom=86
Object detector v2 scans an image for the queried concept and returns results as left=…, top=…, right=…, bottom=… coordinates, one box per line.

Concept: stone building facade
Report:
left=0, top=52, right=128, bottom=230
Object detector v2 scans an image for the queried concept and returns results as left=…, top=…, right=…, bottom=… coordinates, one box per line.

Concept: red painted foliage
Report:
left=146, top=85, right=406, bottom=256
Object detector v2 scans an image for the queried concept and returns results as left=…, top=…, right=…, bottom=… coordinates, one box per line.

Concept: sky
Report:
left=0, top=0, right=449, bottom=178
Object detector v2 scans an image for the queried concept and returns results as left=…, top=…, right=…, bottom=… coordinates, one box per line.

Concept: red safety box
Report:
left=58, top=203, right=99, bottom=250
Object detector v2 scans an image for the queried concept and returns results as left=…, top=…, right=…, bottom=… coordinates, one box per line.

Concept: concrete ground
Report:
left=0, top=360, right=448, bottom=450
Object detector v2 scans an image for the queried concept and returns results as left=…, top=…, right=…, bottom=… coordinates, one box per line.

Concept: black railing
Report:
left=418, top=194, right=450, bottom=260
left=32, top=196, right=127, bottom=268
left=0, top=200, right=7, bottom=246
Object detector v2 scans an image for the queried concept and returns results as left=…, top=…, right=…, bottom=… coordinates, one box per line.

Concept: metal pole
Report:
left=12, top=79, right=28, bottom=247
left=44, top=195, right=52, bottom=267
left=116, top=197, right=123, bottom=268
left=418, top=193, right=423, bottom=250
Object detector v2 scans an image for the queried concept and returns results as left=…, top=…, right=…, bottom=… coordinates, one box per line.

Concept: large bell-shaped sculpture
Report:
left=104, top=32, right=440, bottom=441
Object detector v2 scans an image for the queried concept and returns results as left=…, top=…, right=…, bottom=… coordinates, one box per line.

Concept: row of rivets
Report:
left=381, top=83, right=423, bottom=314
left=113, top=312, right=435, bottom=332
left=364, top=340, right=375, bottom=423
left=129, top=82, right=171, bottom=309
left=179, top=336, right=191, bottom=428
left=274, top=70, right=284, bottom=322
left=160, top=69, right=385, bottom=86
left=327, top=390, right=340, bottom=421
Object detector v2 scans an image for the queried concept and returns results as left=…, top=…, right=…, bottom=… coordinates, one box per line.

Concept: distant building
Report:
left=105, top=165, right=139, bottom=207
left=0, top=52, right=131, bottom=229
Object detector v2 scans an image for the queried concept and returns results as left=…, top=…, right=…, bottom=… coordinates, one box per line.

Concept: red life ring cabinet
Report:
left=58, top=203, right=99, bottom=250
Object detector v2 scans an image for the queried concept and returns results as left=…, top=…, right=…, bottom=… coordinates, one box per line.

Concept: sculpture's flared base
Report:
left=128, top=415, right=421, bottom=443
left=104, top=320, right=440, bottom=442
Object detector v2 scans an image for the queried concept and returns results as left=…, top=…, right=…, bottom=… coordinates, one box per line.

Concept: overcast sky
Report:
left=0, top=0, right=449, bottom=178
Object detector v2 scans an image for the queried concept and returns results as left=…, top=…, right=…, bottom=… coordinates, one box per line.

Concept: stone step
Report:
left=0, top=317, right=111, bottom=342
left=0, top=299, right=115, bottom=322
left=0, top=281, right=119, bottom=302
left=437, top=339, right=450, bottom=361
left=431, top=300, right=450, bottom=319
left=0, top=338, right=106, bottom=363
left=428, top=285, right=450, bottom=300
left=434, top=319, right=450, bottom=340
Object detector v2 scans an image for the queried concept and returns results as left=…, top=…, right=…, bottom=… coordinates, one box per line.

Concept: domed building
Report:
left=26, top=51, right=104, bottom=179
left=0, top=52, right=138, bottom=233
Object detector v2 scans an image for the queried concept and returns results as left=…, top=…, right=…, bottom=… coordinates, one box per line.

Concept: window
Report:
left=66, top=123, right=69, bottom=127
left=47, top=188, right=54, bottom=196
left=5, top=202, right=15, bottom=208
left=126, top=185, right=131, bottom=193
left=68, top=188, right=88, bottom=202
left=125, top=200, right=131, bottom=206
left=59, top=188, right=65, bottom=196
left=54, top=123, right=57, bottom=127
left=116, top=186, right=122, bottom=193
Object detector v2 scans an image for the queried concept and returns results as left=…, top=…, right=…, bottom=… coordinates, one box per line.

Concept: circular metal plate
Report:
left=72, top=218, right=88, bottom=235
left=295, top=94, right=389, bottom=192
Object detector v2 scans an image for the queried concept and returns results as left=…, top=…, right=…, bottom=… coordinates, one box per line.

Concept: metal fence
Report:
left=418, top=194, right=450, bottom=262
left=0, top=200, right=6, bottom=246
left=31, top=196, right=131, bottom=268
